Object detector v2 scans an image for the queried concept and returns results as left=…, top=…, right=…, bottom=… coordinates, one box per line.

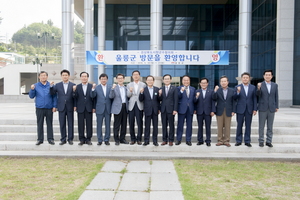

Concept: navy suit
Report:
left=139, top=86, right=161, bottom=143
left=194, top=89, right=216, bottom=143
left=256, top=81, right=279, bottom=143
left=73, top=83, right=94, bottom=142
left=50, top=81, right=76, bottom=142
left=91, top=84, right=112, bottom=143
left=176, top=86, right=196, bottom=142
left=213, top=87, right=236, bottom=144
left=160, top=85, right=178, bottom=143
left=234, top=84, right=257, bottom=144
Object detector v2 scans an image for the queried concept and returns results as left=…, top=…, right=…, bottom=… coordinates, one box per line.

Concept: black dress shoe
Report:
left=197, top=142, right=204, bottom=145
left=259, top=143, right=264, bottom=147
left=68, top=140, right=73, bottom=145
left=186, top=141, right=192, bottom=146
left=235, top=143, right=242, bottom=146
left=86, top=141, right=92, bottom=145
left=48, top=140, right=55, bottom=145
left=115, top=142, right=120, bottom=146
left=143, top=142, right=149, bottom=146
left=97, top=142, right=102, bottom=146
left=175, top=141, right=181, bottom=145
left=36, top=141, right=43, bottom=145
left=206, top=143, right=211, bottom=147
left=245, top=143, right=252, bottom=147
left=153, top=142, right=159, bottom=146
left=266, top=143, right=273, bottom=147
left=78, top=141, right=85, bottom=146
left=137, top=141, right=142, bottom=145
left=59, top=141, right=66, bottom=145
left=120, top=140, right=129, bottom=144
left=105, top=141, right=110, bottom=145
left=130, top=141, right=136, bottom=145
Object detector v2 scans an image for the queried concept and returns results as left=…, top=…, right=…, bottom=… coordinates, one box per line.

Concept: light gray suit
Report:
left=127, top=81, right=146, bottom=142
left=109, top=85, right=128, bottom=143
left=256, top=81, right=279, bottom=144
left=109, top=85, right=128, bottom=115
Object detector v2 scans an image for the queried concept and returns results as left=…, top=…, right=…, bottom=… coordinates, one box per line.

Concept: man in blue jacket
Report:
left=29, top=71, right=57, bottom=145
left=234, top=72, right=257, bottom=147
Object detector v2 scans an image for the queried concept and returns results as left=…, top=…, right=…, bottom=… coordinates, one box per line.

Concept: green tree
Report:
left=74, top=21, right=84, bottom=44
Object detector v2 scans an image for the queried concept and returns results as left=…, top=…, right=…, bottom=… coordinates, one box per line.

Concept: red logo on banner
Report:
left=211, top=53, right=220, bottom=62
left=95, top=54, right=104, bottom=62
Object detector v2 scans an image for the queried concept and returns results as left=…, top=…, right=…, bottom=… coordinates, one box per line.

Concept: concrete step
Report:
left=0, top=124, right=299, bottom=135
left=0, top=133, right=299, bottom=144
left=0, top=141, right=299, bottom=154
left=1, top=119, right=300, bottom=128
left=1, top=150, right=299, bottom=161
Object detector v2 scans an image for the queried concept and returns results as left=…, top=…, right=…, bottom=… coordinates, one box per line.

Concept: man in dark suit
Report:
left=194, top=78, right=216, bottom=147
left=159, top=74, right=178, bottom=146
left=234, top=72, right=257, bottom=147
left=176, top=75, right=196, bottom=146
left=213, top=75, right=236, bottom=147
left=139, top=75, right=161, bottom=146
left=50, top=69, right=76, bottom=145
left=91, top=73, right=112, bottom=146
left=109, top=73, right=129, bottom=145
left=73, top=72, right=95, bottom=145
left=256, top=69, right=279, bottom=147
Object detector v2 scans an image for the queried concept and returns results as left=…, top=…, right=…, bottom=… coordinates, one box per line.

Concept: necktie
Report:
left=185, top=86, right=189, bottom=98
left=166, top=86, right=169, bottom=96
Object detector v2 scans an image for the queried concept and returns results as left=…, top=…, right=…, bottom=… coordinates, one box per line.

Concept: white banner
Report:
left=86, top=50, right=229, bottom=65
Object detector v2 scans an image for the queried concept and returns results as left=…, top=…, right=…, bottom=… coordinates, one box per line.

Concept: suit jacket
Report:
left=109, top=85, right=129, bottom=115
left=194, top=89, right=216, bottom=115
left=160, top=85, right=178, bottom=114
left=50, top=81, right=76, bottom=112
left=91, top=84, right=112, bottom=115
left=127, top=81, right=146, bottom=111
left=73, top=83, right=94, bottom=113
left=234, top=84, right=257, bottom=115
left=139, top=86, right=161, bottom=116
left=256, top=81, right=279, bottom=112
left=213, top=87, right=236, bottom=117
left=177, top=85, right=196, bottom=115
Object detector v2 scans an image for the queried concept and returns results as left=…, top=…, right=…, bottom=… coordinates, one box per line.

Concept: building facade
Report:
left=60, top=0, right=297, bottom=106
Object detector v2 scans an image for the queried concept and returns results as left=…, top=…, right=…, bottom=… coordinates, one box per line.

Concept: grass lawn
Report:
left=174, top=160, right=300, bottom=200
left=1, top=158, right=299, bottom=200
left=0, top=157, right=105, bottom=200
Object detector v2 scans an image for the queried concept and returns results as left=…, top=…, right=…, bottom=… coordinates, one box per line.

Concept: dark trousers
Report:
left=113, top=103, right=127, bottom=142
left=161, top=112, right=175, bottom=142
left=58, top=108, right=74, bottom=142
left=236, top=112, right=253, bottom=143
left=129, top=103, right=143, bottom=142
left=197, top=114, right=212, bottom=143
left=77, top=108, right=93, bottom=142
left=36, top=108, right=54, bottom=142
left=176, top=111, right=193, bottom=142
left=144, top=113, right=158, bottom=143
left=96, top=110, right=111, bottom=142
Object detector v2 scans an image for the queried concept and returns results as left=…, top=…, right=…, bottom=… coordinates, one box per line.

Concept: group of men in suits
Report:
left=30, top=69, right=278, bottom=148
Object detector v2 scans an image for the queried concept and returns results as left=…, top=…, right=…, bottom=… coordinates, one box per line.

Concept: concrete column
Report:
left=98, top=0, right=106, bottom=78
left=62, top=0, right=75, bottom=78
left=238, top=0, right=252, bottom=76
left=150, top=0, right=163, bottom=87
left=276, top=0, right=295, bottom=107
left=85, top=0, right=94, bottom=81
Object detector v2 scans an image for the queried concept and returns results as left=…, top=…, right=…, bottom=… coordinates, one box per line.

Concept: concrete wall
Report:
left=276, top=0, right=295, bottom=107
